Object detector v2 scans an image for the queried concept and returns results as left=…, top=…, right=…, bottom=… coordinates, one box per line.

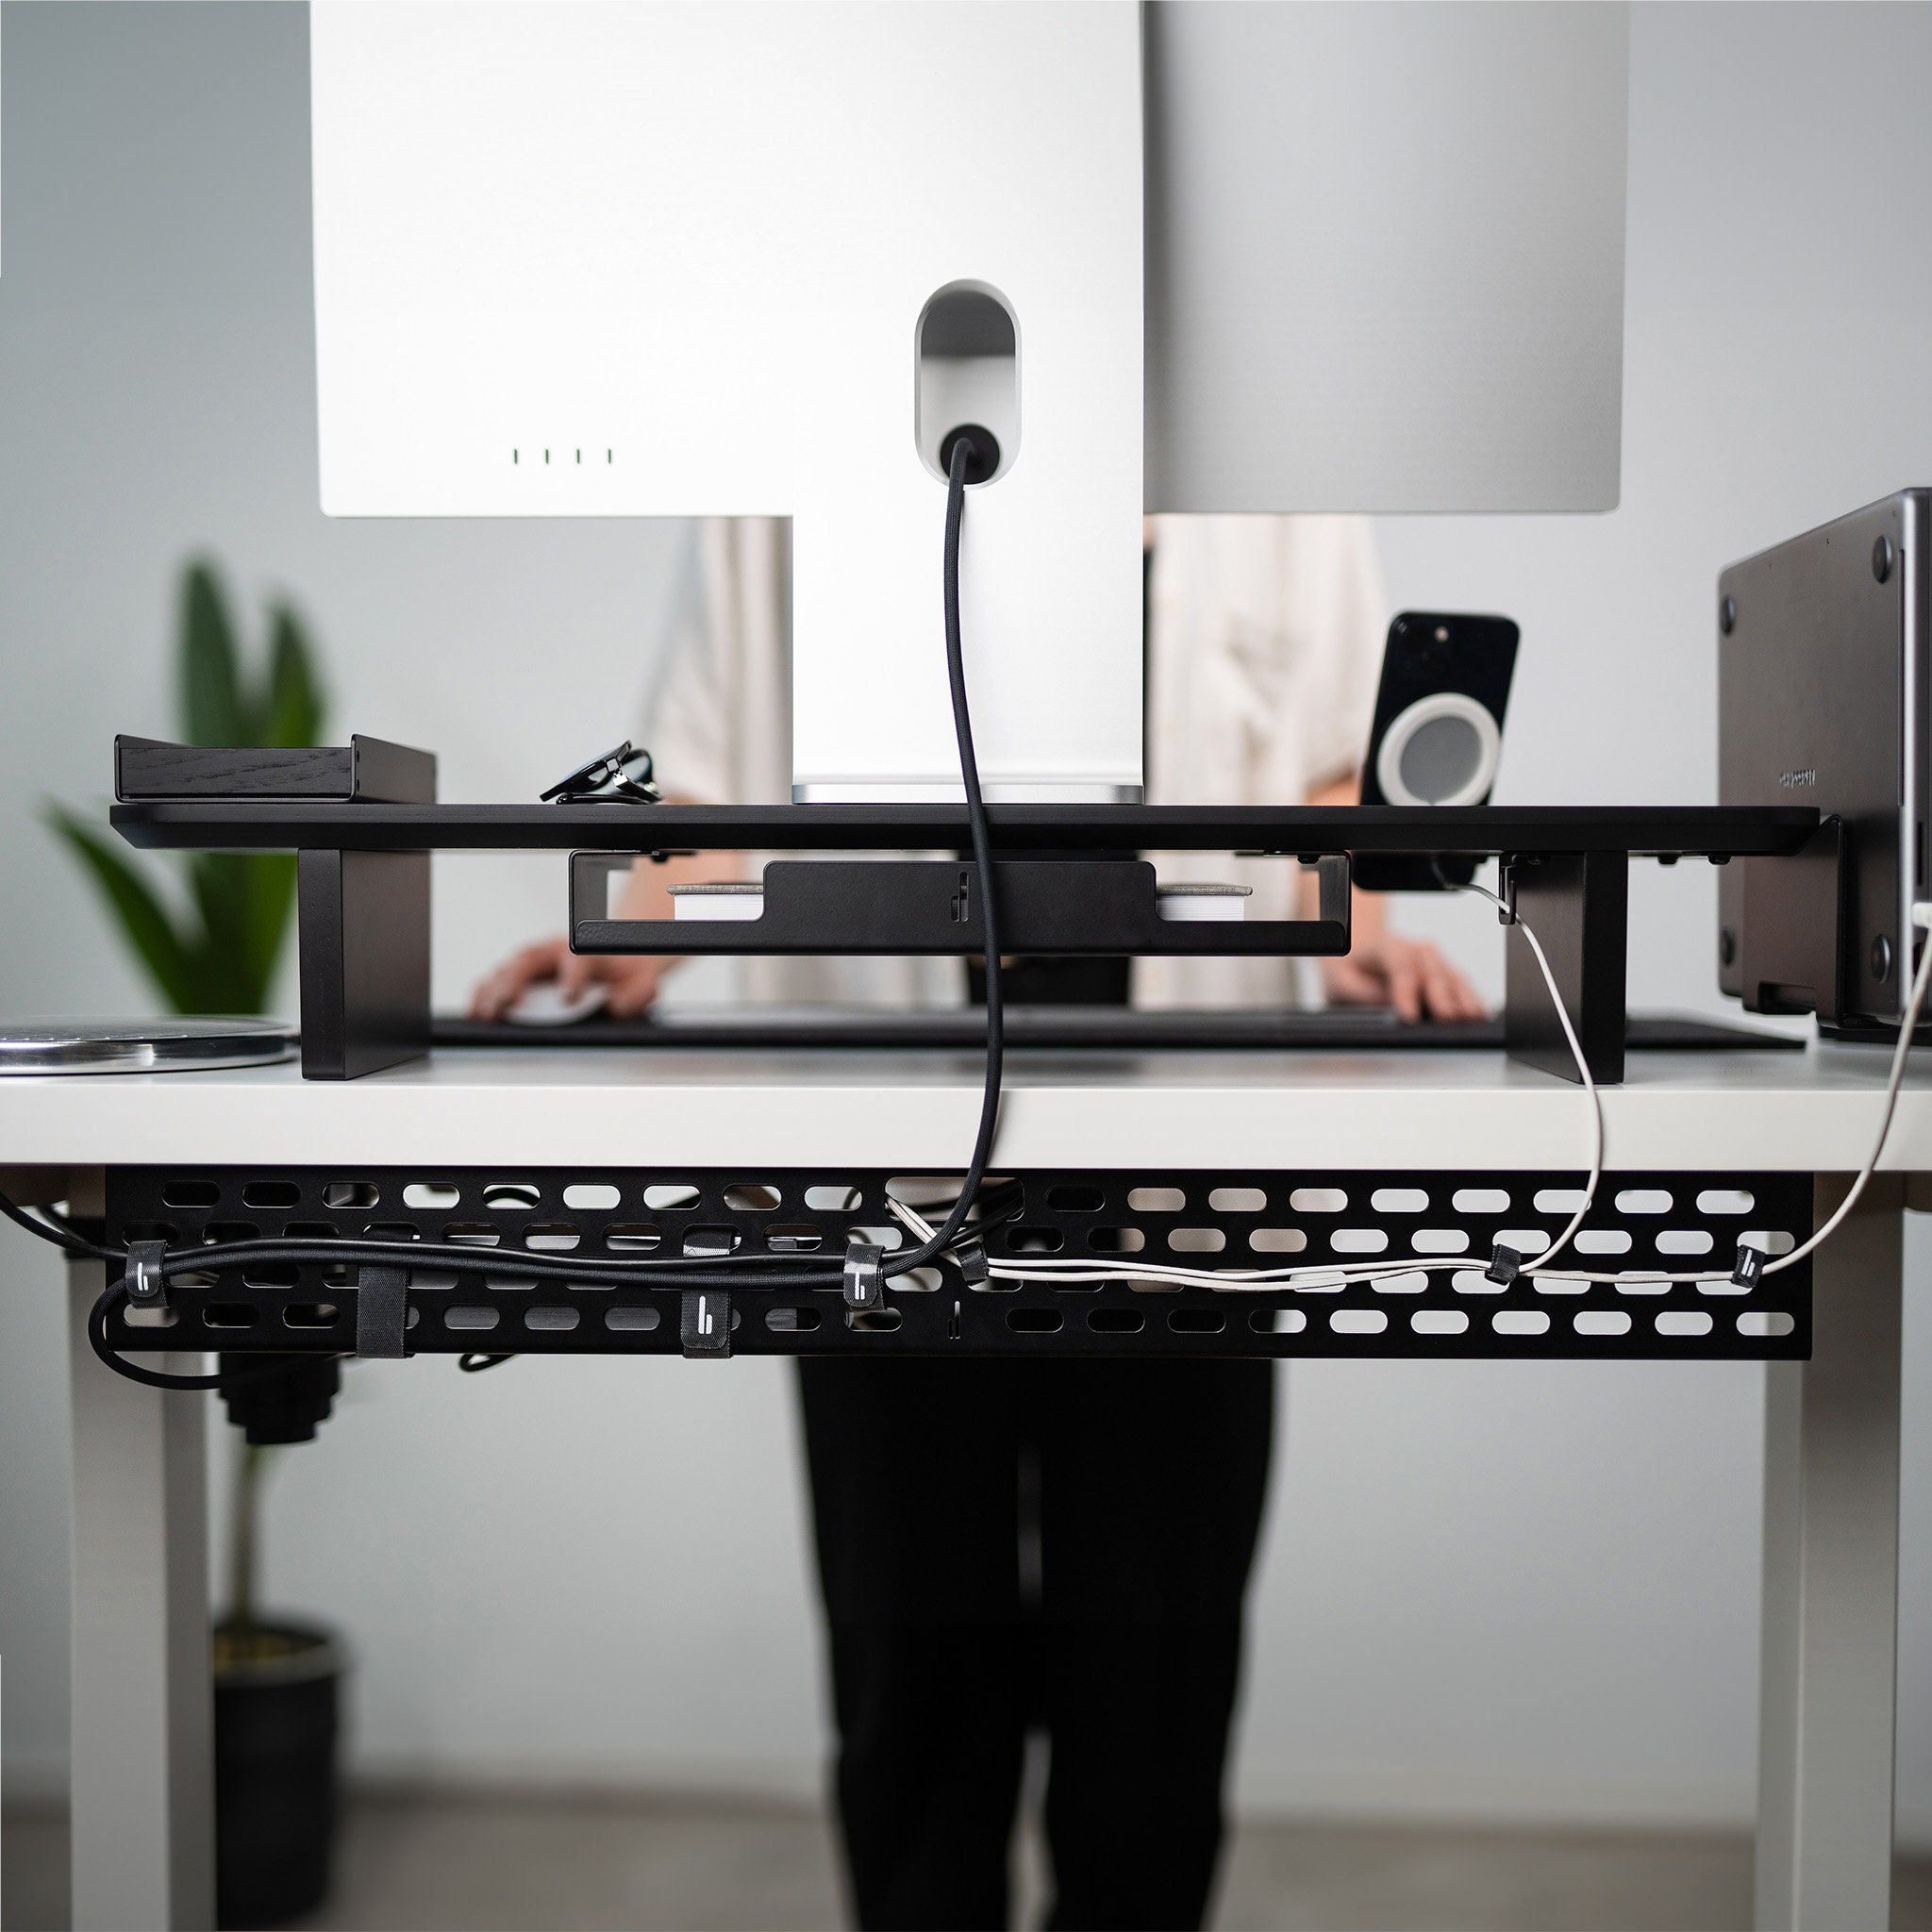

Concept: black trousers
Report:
left=797, top=1357, right=1274, bottom=1932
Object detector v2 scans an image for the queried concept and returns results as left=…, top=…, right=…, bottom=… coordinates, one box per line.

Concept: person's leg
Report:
left=798, top=1357, right=1030, bottom=1931
left=1029, top=1359, right=1274, bottom=1932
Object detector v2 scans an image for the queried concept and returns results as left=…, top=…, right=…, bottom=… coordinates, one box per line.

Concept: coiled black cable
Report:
left=0, top=1185, right=117, bottom=1261
left=84, top=1283, right=345, bottom=1392
left=12, top=426, right=1005, bottom=1387
left=154, top=1238, right=841, bottom=1291
left=3, top=1191, right=298, bottom=1391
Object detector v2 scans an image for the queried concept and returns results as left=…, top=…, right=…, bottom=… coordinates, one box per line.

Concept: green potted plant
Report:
left=47, top=558, right=322, bottom=1015
left=51, top=558, right=345, bottom=1927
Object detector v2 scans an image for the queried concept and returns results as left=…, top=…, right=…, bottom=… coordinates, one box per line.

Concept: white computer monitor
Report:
left=310, top=1, right=1626, bottom=800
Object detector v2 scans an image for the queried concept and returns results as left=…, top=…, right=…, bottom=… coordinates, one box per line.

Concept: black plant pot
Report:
left=213, top=1620, right=343, bottom=1930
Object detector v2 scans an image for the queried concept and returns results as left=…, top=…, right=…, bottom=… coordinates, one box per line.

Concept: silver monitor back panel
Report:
left=309, top=2, right=1144, bottom=802
left=1718, top=491, right=1931, bottom=1026
left=1144, top=1, right=1628, bottom=513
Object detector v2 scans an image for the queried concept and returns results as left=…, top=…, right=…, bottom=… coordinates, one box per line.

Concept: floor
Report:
left=8, top=1791, right=1932, bottom=1932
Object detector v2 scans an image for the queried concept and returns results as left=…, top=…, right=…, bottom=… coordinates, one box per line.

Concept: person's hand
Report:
left=469, top=938, right=675, bottom=1022
left=1321, top=934, right=1486, bottom=1023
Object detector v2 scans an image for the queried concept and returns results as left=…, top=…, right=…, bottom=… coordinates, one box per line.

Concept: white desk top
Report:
left=0, top=1040, right=1926, bottom=1175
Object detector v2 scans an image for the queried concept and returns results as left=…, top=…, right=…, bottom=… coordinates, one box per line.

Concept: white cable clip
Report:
left=843, top=1243, right=886, bottom=1310
left=123, top=1239, right=168, bottom=1310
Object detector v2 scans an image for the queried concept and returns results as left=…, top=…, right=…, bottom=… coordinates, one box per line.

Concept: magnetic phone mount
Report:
left=1376, top=692, right=1501, bottom=809
left=1357, top=611, right=1520, bottom=891
left=541, top=741, right=664, bottom=806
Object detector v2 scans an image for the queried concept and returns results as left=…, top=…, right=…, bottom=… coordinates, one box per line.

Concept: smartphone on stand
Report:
left=1355, top=610, right=1518, bottom=891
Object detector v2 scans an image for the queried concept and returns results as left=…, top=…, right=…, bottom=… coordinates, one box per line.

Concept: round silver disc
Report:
left=1399, top=712, right=1487, bottom=803
left=0, top=1017, right=297, bottom=1075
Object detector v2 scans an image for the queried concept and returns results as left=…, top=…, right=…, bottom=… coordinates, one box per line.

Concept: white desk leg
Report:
left=1755, top=1173, right=1902, bottom=1932
left=66, top=1168, right=215, bottom=1932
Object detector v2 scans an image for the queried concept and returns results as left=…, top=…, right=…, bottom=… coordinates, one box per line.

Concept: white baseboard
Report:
left=1235, top=1765, right=1932, bottom=1854
left=30, top=1745, right=1931, bottom=1855
left=347, top=1751, right=826, bottom=1808
left=1231, top=1762, right=1754, bottom=1833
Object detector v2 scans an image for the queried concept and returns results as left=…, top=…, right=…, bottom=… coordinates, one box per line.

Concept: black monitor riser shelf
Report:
left=109, top=772, right=1820, bottom=1087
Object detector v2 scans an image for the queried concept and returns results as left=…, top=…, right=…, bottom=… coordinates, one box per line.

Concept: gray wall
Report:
left=5, top=0, right=1932, bottom=1840
left=0, top=0, right=694, bottom=1800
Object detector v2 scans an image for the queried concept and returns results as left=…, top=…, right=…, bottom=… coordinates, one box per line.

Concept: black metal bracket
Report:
left=1502, top=851, right=1630, bottom=1086
left=1731, top=818, right=1855, bottom=1024
left=296, top=850, right=431, bottom=1080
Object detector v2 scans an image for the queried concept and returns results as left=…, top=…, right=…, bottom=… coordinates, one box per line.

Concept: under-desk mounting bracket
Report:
left=569, top=852, right=1352, bottom=958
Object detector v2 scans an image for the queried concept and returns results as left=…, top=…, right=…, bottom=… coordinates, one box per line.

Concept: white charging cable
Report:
left=1517, top=896, right=1932, bottom=1287
left=1445, top=871, right=1604, bottom=1275
left=886, top=874, right=1603, bottom=1292
left=887, top=885, right=1930, bottom=1295
left=1757, top=900, right=1932, bottom=1273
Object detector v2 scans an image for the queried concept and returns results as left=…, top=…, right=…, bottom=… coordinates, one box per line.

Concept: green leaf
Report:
left=49, top=559, right=325, bottom=1018
left=185, top=855, right=258, bottom=1012
left=185, top=852, right=296, bottom=1013
left=264, top=605, right=325, bottom=748
left=239, top=852, right=299, bottom=1002
left=43, top=805, right=197, bottom=1013
left=179, top=560, right=246, bottom=747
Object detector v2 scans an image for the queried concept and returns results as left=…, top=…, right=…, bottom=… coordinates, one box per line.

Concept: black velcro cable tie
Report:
left=681, top=1287, right=732, bottom=1357
left=1731, top=1242, right=1766, bottom=1290
left=843, top=1242, right=886, bottom=1310
left=124, top=1239, right=169, bottom=1309
left=354, top=1265, right=409, bottom=1359
left=956, top=1240, right=989, bottom=1289
left=1485, top=1242, right=1524, bottom=1288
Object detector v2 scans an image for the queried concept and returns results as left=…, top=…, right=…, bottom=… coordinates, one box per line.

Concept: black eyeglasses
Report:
left=541, top=741, right=664, bottom=806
